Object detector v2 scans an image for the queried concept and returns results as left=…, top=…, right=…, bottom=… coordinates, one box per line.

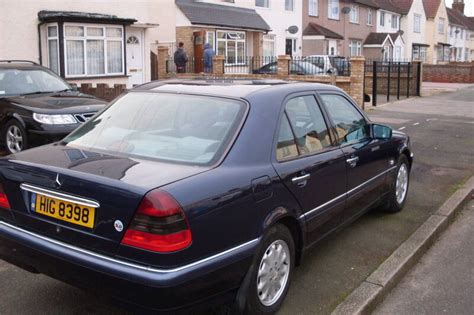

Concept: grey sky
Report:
left=445, top=0, right=474, bottom=16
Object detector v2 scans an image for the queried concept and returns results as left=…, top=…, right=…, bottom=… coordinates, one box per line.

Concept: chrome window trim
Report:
left=20, top=183, right=100, bottom=208
left=300, top=165, right=397, bottom=219
left=0, top=220, right=259, bottom=274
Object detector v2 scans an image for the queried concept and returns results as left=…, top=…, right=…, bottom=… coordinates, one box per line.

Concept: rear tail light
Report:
left=121, top=189, right=192, bottom=253
left=0, top=183, right=10, bottom=209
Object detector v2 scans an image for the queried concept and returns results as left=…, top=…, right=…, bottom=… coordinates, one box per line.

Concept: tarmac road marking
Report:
left=413, top=122, right=420, bottom=126
left=398, top=127, right=406, bottom=130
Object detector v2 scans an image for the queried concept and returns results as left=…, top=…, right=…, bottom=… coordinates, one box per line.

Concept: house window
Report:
left=460, top=29, right=464, bottom=39
left=412, top=45, right=426, bottom=61
left=367, top=9, right=373, bottom=25
left=350, top=5, right=359, bottom=23
left=464, top=48, right=469, bottom=61
left=391, top=15, right=398, bottom=29
left=309, top=0, right=318, bottom=16
left=414, top=14, right=421, bottom=33
left=217, top=31, right=246, bottom=64
left=438, top=18, right=445, bottom=34
left=63, top=24, right=124, bottom=77
left=285, top=0, right=294, bottom=11
left=47, top=25, right=60, bottom=74
left=255, top=0, right=269, bottom=8
left=263, top=34, right=275, bottom=57
left=380, top=11, right=385, bottom=26
left=349, top=40, right=362, bottom=56
left=206, top=31, right=215, bottom=50
left=328, top=0, right=339, bottom=20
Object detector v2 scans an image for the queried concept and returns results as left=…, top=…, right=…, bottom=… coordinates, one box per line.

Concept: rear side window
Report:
left=276, top=114, right=299, bottom=161
left=320, top=94, right=368, bottom=145
left=278, top=95, right=331, bottom=159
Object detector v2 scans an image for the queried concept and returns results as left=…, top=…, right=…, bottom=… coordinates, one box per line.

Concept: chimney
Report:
left=452, top=0, right=465, bottom=14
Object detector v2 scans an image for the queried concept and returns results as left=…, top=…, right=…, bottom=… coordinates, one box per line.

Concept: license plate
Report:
left=32, top=193, right=96, bottom=229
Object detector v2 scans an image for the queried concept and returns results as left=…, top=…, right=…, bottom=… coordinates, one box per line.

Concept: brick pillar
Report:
left=253, top=32, right=263, bottom=57
left=277, top=55, right=290, bottom=77
left=470, top=61, right=474, bottom=83
left=349, top=56, right=365, bottom=108
left=213, top=55, right=225, bottom=75
left=157, top=46, right=169, bottom=79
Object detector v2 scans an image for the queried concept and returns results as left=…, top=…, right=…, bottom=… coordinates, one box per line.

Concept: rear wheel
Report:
left=383, top=155, right=410, bottom=213
left=3, top=120, right=28, bottom=154
left=244, top=224, right=294, bottom=314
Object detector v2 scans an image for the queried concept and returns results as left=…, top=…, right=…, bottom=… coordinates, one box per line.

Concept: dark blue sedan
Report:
left=0, top=80, right=412, bottom=313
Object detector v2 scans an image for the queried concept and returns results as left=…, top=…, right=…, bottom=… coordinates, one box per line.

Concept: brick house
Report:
left=422, top=0, right=450, bottom=63
left=447, top=0, right=474, bottom=62
left=302, top=0, right=379, bottom=57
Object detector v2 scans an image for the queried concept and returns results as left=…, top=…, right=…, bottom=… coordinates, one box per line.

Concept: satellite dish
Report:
left=341, top=7, right=351, bottom=14
left=287, top=25, right=299, bottom=34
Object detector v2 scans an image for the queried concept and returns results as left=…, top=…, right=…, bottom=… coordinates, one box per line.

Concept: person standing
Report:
left=203, top=43, right=215, bottom=74
left=174, top=42, right=188, bottom=73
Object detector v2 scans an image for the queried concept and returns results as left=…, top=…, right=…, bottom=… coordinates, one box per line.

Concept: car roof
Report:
left=133, top=79, right=341, bottom=98
left=0, top=61, right=44, bottom=70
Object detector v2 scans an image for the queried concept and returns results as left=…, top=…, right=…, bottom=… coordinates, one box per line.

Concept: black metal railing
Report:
left=167, top=57, right=209, bottom=74
left=365, top=58, right=412, bottom=73
left=225, top=56, right=277, bottom=74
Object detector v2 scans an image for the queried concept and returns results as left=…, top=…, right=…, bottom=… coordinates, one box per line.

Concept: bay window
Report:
left=47, top=25, right=60, bottom=74
left=63, top=24, right=124, bottom=77
left=217, top=31, right=246, bottom=64
left=263, top=34, right=276, bottom=57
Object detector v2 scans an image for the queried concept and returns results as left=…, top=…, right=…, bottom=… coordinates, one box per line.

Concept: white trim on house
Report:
left=302, top=35, right=326, bottom=40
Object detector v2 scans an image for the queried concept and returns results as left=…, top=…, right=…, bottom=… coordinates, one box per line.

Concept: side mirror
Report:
left=372, top=124, right=392, bottom=140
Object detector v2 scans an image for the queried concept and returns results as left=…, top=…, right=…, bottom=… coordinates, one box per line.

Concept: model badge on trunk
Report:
left=114, top=220, right=124, bottom=232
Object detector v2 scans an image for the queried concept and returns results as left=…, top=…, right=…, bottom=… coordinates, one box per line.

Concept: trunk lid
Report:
left=0, top=144, right=211, bottom=256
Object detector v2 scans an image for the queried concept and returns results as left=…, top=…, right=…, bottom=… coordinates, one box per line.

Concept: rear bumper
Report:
left=0, top=220, right=258, bottom=311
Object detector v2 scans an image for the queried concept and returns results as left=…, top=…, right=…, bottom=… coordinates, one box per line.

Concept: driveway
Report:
left=0, top=87, right=473, bottom=314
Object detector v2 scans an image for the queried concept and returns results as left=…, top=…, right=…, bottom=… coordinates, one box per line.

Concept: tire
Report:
left=2, top=120, right=28, bottom=154
left=244, top=224, right=295, bottom=314
left=383, top=155, right=410, bottom=213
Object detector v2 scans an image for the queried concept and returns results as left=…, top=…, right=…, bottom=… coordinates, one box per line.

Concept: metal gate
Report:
left=364, top=59, right=422, bottom=107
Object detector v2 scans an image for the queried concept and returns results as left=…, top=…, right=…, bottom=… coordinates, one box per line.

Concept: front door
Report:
left=126, top=28, right=144, bottom=86
left=194, top=31, right=205, bottom=73
left=285, top=38, right=293, bottom=56
left=272, top=94, right=347, bottom=245
left=319, top=93, right=390, bottom=223
left=328, top=40, right=337, bottom=56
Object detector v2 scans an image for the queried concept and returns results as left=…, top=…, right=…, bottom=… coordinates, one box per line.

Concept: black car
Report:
left=0, top=79, right=412, bottom=313
left=0, top=61, right=107, bottom=154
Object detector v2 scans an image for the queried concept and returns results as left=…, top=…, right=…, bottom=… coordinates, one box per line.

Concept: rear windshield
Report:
left=63, top=92, right=247, bottom=165
left=0, top=69, right=70, bottom=96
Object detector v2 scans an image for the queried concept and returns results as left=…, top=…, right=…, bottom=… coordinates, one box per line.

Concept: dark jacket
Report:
left=174, top=48, right=188, bottom=66
left=204, top=43, right=215, bottom=69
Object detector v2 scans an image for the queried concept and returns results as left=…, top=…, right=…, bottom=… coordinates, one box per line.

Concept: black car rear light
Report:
left=0, top=183, right=11, bottom=209
left=121, top=189, right=192, bottom=253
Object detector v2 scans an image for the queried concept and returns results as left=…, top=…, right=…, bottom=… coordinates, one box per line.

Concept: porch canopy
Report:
left=38, top=10, right=136, bottom=25
left=302, top=22, right=343, bottom=40
left=176, top=0, right=270, bottom=31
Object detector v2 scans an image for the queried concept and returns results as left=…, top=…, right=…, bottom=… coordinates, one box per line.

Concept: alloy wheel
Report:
left=395, top=163, right=408, bottom=204
left=256, top=239, right=290, bottom=306
left=6, top=125, right=23, bottom=153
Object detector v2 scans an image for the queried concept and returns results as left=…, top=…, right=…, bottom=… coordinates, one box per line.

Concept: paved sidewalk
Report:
left=374, top=200, right=474, bottom=315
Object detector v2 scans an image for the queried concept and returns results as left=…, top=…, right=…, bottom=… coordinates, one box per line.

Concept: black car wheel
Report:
left=3, top=120, right=28, bottom=154
left=245, top=224, right=294, bottom=314
left=383, top=155, right=410, bottom=213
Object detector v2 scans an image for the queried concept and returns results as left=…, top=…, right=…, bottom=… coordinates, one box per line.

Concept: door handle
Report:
left=292, top=173, right=311, bottom=184
left=346, top=156, right=359, bottom=168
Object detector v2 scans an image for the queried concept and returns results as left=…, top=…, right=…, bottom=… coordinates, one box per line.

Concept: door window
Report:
left=320, top=94, right=368, bottom=145
left=283, top=96, right=332, bottom=156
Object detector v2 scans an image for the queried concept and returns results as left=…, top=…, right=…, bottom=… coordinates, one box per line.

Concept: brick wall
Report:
left=176, top=27, right=194, bottom=58
left=76, top=83, right=126, bottom=102
left=423, top=63, right=474, bottom=83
